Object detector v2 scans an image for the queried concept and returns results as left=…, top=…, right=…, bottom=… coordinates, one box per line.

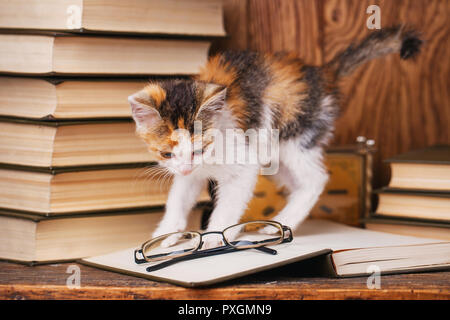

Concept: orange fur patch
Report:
left=225, top=95, right=248, bottom=129
left=197, top=54, right=236, bottom=87
left=177, top=118, right=185, bottom=129
left=263, top=53, right=307, bottom=127
left=137, top=122, right=178, bottom=159
left=197, top=54, right=249, bottom=130
left=145, top=83, right=166, bottom=107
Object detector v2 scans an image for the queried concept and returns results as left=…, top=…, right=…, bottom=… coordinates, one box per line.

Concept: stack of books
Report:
left=366, top=145, right=450, bottom=240
left=0, top=0, right=224, bottom=264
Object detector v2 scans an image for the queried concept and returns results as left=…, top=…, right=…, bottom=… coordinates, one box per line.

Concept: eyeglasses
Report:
left=134, top=220, right=293, bottom=272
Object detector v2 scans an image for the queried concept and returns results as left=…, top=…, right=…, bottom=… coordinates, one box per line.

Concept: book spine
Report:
left=321, top=253, right=340, bottom=277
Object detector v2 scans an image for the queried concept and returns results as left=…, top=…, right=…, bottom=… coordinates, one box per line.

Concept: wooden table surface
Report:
left=1, top=258, right=449, bottom=300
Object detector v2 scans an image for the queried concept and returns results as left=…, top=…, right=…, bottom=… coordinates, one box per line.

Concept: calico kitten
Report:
left=128, top=26, right=422, bottom=238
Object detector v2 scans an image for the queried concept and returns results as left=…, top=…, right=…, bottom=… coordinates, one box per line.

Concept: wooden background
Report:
left=212, top=0, right=450, bottom=189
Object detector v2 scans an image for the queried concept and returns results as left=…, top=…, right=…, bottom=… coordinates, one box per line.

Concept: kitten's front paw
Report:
left=160, top=233, right=183, bottom=248
left=152, top=226, right=179, bottom=239
left=200, top=237, right=225, bottom=250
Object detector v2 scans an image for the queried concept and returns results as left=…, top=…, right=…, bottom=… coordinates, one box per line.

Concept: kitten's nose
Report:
left=181, top=169, right=192, bottom=175
left=179, top=164, right=193, bottom=176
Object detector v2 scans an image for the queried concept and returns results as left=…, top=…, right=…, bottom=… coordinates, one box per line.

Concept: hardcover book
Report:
left=374, top=188, right=450, bottom=222
left=386, top=145, right=450, bottom=191
left=365, top=217, right=450, bottom=241
left=0, top=77, right=146, bottom=119
left=0, top=207, right=204, bottom=263
left=0, top=0, right=225, bottom=37
left=0, top=117, right=155, bottom=167
left=0, top=33, right=210, bottom=75
left=0, top=164, right=210, bottom=215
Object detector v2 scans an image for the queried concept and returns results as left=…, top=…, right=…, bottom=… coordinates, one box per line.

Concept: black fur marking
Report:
left=400, top=35, right=422, bottom=59
left=329, top=26, right=422, bottom=78
left=159, top=79, right=198, bottom=132
left=220, top=51, right=270, bottom=128
left=279, top=66, right=338, bottom=149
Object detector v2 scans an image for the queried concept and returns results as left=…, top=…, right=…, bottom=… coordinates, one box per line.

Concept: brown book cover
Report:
left=0, top=205, right=164, bottom=222
left=364, top=216, right=450, bottom=241
left=365, top=216, right=450, bottom=228
left=375, top=187, right=450, bottom=197
left=385, top=145, right=450, bottom=165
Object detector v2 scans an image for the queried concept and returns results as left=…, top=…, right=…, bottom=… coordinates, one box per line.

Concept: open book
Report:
left=81, top=219, right=450, bottom=287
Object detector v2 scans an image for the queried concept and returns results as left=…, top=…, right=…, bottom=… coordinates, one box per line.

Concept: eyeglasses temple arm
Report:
left=146, top=246, right=238, bottom=272
left=145, top=245, right=277, bottom=272
left=257, top=246, right=277, bottom=254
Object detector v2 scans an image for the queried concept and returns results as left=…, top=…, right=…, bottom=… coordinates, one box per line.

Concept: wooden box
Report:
left=241, top=138, right=375, bottom=226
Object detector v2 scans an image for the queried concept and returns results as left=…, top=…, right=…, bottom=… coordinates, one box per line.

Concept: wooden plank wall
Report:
left=212, top=0, right=450, bottom=189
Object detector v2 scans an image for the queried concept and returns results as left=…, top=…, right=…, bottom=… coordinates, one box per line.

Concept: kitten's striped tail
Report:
left=327, top=25, right=422, bottom=78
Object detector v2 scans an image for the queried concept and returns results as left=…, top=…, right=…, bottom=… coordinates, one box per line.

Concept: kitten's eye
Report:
left=160, top=152, right=174, bottom=159
left=192, top=149, right=204, bottom=156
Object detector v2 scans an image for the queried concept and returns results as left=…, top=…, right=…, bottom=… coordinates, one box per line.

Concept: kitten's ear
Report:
left=128, top=92, right=162, bottom=132
left=196, top=83, right=227, bottom=118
